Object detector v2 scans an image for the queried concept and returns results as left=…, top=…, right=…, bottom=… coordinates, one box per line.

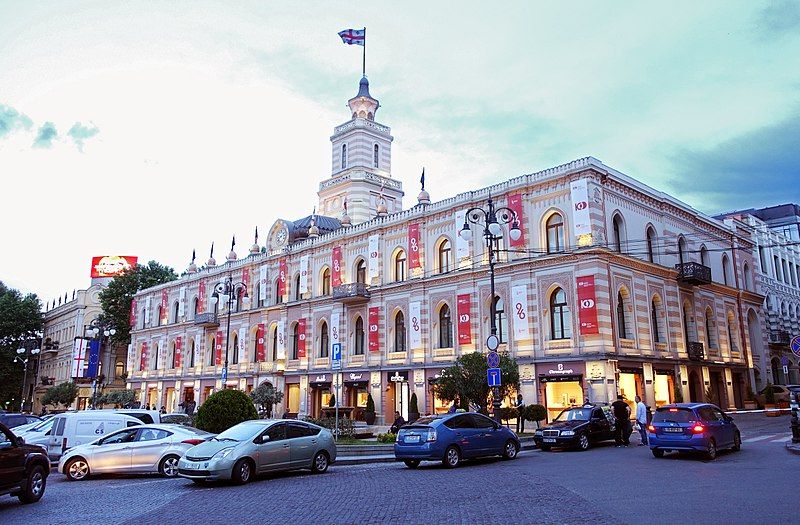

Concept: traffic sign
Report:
left=487, top=351, right=500, bottom=368
left=221, top=367, right=228, bottom=382
left=487, top=367, right=502, bottom=387
left=791, top=336, right=800, bottom=358
left=331, top=343, right=342, bottom=370
left=486, top=335, right=500, bottom=351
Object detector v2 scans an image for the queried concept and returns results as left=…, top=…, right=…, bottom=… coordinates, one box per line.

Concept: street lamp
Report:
left=210, top=274, right=250, bottom=385
left=459, top=196, right=521, bottom=423
left=15, top=345, right=41, bottom=412
left=87, top=319, right=117, bottom=409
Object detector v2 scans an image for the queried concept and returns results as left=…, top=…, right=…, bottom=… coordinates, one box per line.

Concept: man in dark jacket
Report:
left=390, top=411, right=406, bottom=434
left=611, top=395, right=631, bottom=447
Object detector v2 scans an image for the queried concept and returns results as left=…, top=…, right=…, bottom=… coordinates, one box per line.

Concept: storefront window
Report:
left=618, top=372, right=640, bottom=413
left=544, top=381, right=582, bottom=421
left=320, top=389, right=332, bottom=408
left=287, top=384, right=300, bottom=413
left=433, top=392, right=449, bottom=414
left=653, top=374, right=673, bottom=407
left=356, top=389, right=368, bottom=407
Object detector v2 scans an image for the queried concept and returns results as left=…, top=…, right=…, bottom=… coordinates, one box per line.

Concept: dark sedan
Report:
left=533, top=405, right=617, bottom=451
left=0, top=422, right=50, bottom=504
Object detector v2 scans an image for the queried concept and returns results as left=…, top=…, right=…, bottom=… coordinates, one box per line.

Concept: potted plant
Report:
left=328, top=393, right=336, bottom=408
left=704, top=385, right=717, bottom=406
left=525, top=404, right=548, bottom=429
left=408, top=393, right=420, bottom=423
left=672, top=382, right=684, bottom=403
left=364, top=393, right=376, bottom=425
left=764, top=382, right=779, bottom=416
left=743, top=385, right=757, bottom=410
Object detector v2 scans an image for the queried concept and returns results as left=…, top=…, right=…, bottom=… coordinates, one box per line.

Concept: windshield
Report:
left=214, top=423, right=262, bottom=442
left=554, top=408, right=591, bottom=422
left=29, top=418, right=55, bottom=433
left=412, top=416, right=440, bottom=426
left=652, top=408, right=696, bottom=423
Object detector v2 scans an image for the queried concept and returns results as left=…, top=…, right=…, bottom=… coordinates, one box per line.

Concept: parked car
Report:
left=58, top=424, right=213, bottom=481
left=11, top=415, right=54, bottom=434
left=0, top=413, right=42, bottom=429
left=647, top=403, right=741, bottom=460
left=394, top=412, right=520, bottom=468
left=98, top=409, right=163, bottom=424
left=533, top=405, right=617, bottom=451
left=178, top=419, right=336, bottom=484
left=160, top=413, right=193, bottom=426
left=14, top=418, right=56, bottom=448
left=47, top=412, right=142, bottom=461
left=0, top=422, right=50, bottom=504
left=755, top=385, right=795, bottom=406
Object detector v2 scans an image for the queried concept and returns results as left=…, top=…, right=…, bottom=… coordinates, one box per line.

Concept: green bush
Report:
left=673, top=382, right=684, bottom=403
left=524, top=404, right=547, bottom=426
left=409, top=393, right=419, bottom=414
left=365, top=393, right=375, bottom=413
left=328, top=394, right=336, bottom=407
left=303, top=416, right=355, bottom=439
left=498, top=407, right=518, bottom=423
left=195, top=389, right=258, bottom=434
left=376, top=432, right=396, bottom=443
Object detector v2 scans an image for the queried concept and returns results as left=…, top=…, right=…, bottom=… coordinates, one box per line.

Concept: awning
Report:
left=538, top=374, right=582, bottom=383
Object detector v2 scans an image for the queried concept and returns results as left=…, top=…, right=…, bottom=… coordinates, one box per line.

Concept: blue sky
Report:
left=1, top=1, right=798, bottom=302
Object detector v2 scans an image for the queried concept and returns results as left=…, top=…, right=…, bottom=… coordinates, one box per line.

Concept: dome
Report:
left=186, top=262, right=197, bottom=274
left=417, top=189, right=431, bottom=205
left=227, top=249, right=237, bottom=262
left=249, top=243, right=260, bottom=255
left=207, top=256, right=217, bottom=267
left=341, top=211, right=352, bottom=227
left=377, top=202, right=388, bottom=217
left=309, top=224, right=320, bottom=237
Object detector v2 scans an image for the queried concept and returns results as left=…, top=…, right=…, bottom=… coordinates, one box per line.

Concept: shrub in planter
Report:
left=673, top=382, right=684, bottom=403
left=408, top=393, right=420, bottom=423
left=498, top=407, right=517, bottom=426
left=195, top=389, right=258, bottom=434
left=303, top=416, right=355, bottom=439
left=328, top=394, right=336, bottom=407
left=524, top=404, right=547, bottom=428
left=376, top=432, right=397, bottom=444
left=364, top=393, right=376, bottom=425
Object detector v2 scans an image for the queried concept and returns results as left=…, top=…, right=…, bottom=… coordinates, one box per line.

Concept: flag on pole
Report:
left=338, top=28, right=365, bottom=46
left=420, top=168, right=425, bottom=190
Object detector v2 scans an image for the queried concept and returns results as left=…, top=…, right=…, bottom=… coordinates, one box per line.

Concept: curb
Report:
left=785, top=443, right=800, bottom=455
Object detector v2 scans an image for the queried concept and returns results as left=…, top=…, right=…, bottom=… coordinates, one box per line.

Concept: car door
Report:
left=445, top=415, right=479, bottom=458
left=469, top=414, right=499, bottom=456
left=48, top=416, right=67, bottom=459
left=589, top=408, right=611, bottom=441
left=129, top=428, right=173, bottom=472
left=0, top=426, right=25, bottom=491
left=254, top=423, right=290, bottom=473
left=288, top=423, right=319, bottom=468
left=90, top=428, right=138, bottom=473
left=712, top=407, right=735, bottom=447
left=697, top=407, right=724, bottom=446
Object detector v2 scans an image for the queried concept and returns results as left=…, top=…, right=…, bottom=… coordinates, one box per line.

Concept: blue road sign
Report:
left=487, top=351, right=500, bottom=368
left=332, top=343, right=342, bottom=369
left=487, top=367, right=502, bottom=387
left=791, top=336, right=800, bottom=358
left=221, top=366, right=228, bottom=382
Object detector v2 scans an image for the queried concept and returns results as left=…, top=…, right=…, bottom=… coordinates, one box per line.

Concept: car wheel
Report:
left=704, top=439, right=717, bottom=461
left=732, top=432, right=741, bottom=452
left=577, top=433, right=590, bottom=451
left=65, top=457, right=90, bottom=481
left=159, top=455, right=180, bottom=477
left=311, top=452, right=329, bottom=474
left=18, top=465, right=47, bottom=504
left=231, top=459, right=252, bottom=485
left=652, top=449, right=665, bottom=458
left=539, top=445, right=551, bottom=452
left=502, top=440, right=519, bottom=460
left=404, top=460, right=420, bottom=469
left=442, top=446, right=461, bottom=468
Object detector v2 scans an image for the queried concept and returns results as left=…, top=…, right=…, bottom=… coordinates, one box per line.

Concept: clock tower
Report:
left=318, top=76, right=404, bottom=224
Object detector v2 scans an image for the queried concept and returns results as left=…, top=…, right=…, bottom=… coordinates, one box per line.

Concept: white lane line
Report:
left=742, top=435, right=774, bottom=443
left=772, top=436, right=792, bottom=443
left=109, top=478, right=175, bottom=489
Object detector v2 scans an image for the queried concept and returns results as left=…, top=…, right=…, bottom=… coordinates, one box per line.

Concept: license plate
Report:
left=405, top=435, right=420, bottom=443
left=543, top=438, right=556, bottom=443
left=664, top=428, right=683, bottom=433
left=188, top=462, right=199, bottom=469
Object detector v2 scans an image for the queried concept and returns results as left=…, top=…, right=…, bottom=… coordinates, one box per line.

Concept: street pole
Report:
left=224, top=276, right=233, bottom=387
left=335, top=375, right=340, bottom=443
left=486, top=198, right=502, bottom=424
left=20, top=358, right=29, bottom=412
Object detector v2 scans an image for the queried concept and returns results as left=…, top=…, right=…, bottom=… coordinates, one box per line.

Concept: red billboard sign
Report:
left=90, top=256, right=137, bottom=278
left=332, top=246, right=342, bottom=287
left=576, top=275, right=600, bottom=335
left=198, top=280, right=206, bottom=314
left=174, top=336, right=182, bottom=369
left=457, top=294, right=472, bottom=345
left=297, top=318, right=307, bottom=358
left=369, top=307, right=380, bottom=352
left=408, top=223, right=421, bottom=271
left=129, top=299, right=137, bottom=328
left=255, top=323, right=266, bottom=362
left=160, top=290, right=168, bottom=325
left=278, top=259, right=287, bottom=298
left=215, top=330, right=224, bottom=365
left=507, top=193, right=525, bottom=248
left=139, top=342, right=148, bottom=371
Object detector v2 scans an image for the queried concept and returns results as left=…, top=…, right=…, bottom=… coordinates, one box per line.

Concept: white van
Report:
left=47, top=412, right=142, bottom=460
left=97, top=409, right=163, bottom=424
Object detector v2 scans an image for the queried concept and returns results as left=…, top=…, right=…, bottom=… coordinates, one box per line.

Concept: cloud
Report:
left=0, top=104, right=33, bottom=138
left=32, top=121, right=58, bottom=148
left=67, top=121, right=99, bottom=150
left=667, top=112, right=800, bottom=213
left=757, top=0, right=800, bottom=37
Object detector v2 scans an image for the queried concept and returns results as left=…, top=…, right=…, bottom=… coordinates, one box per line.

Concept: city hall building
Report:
left=127, top=75, right=766, bottom=423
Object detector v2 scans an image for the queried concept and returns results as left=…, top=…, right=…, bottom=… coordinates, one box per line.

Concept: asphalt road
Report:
left=2, top=413, right=796, bottom=525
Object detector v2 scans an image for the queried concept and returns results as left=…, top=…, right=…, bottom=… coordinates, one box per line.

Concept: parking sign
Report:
left=331, top=343, right=342, bottom=370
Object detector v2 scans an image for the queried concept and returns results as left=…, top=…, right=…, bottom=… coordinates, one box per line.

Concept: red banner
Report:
left=255, top=323, right=266, bottom=362
left=129, top=299, right=137, bottom=328
left=369, top=306, right=380, bottom=352
left=174, top=336, right=183, bottom=369
left=577, top=275, right=600, bottom=335
left=408, top=223, right=421, bottom=270
left=332, top=246, right=342, bottom=287
left=160, top=290, right=169, bottom=324
left=457, top=294, right=472, bottom=345
left=140, top=342, right=148, bottom=371
left=242, top=268, right=250, bottom=294
left=297, top=318, right=307, bottom=358
left=90, top=255, right=137, bottom=278
left=198, top=280, right=206, bottom=313
left=507, top=193, right=525, bottom=248
left=278, top=259, right=287, bottom=298
left=215, top=330, right=224, bottom=365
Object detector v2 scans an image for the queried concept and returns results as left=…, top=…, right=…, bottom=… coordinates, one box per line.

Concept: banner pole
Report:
left=362, top=27, right=366, bottom=77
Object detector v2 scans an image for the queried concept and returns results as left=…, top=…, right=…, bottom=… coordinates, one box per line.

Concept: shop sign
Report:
left=570, top=179, right=591, bottom=237
left=259, top=265, right=268, bottom=302
left=457, top=294, right=472, bottom=345
left=178, top=287, right=186, bottom=319
left=368, top=234, right=380, bottom=280
left=215, top=331, right=224, bottom=365
left=348, top=373, right=365, bottom=381
left=174, top=336, right=183, bottom=369
left=139, top=342, right=148, bottom=372
left=160, top=290, right=169, bottom=325
left=507, top=193, right=525, bottom=247
left=368, top=307, right=380, bottom=352
left=198, top=280, right=206, bottom=314
left=576, top=275, right=600, bottom=335
left=276, top=319, right=286, bottom=360
left=299, top=255, right=309, bottom=293
left=312, top=374, right=329, bottom=384
left=389, top=371, right=409, bottom=382
left=455, top=210, right=471, bottom=268
left=547, top=363, right=575, bottom=375
left=255, top=323, right=266, bottom=362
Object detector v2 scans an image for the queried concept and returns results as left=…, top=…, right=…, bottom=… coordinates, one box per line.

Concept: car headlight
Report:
left=534, top=429, right=543, bottom=435
left=211, top=447, right=235, bottom=461
left=561, top=430, right=575, bottom=436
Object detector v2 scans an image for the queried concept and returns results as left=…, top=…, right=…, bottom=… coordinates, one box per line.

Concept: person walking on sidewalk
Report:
left=515, top=394, right=525, bottom=434
left=635, top=396, right=648, bottom=446
left=611, top=395, right=631, bottom=447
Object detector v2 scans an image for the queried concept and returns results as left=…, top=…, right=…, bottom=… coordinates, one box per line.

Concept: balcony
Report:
left=675, top=262, right=712, bottom=286
left=687, top=341, right=705, bottom=361
left=768, top=330, right=791, bottom=346
left=194, top=312, right=219, bottom=328
left=333, top=283, right=371, bottom=304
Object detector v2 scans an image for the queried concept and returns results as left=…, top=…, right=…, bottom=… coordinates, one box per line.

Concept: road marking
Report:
left=742, top=435, right=774, bottom=443
left=772, top=436, right=792, bottom=443
left=109, top=478, right=174, bottom=489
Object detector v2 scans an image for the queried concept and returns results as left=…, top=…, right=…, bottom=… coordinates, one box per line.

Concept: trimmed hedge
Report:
left=195, top=389, right=258, bottom=434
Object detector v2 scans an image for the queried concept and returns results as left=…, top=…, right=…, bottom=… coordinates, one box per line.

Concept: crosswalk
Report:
left=743, top=434, right=793, bottom=444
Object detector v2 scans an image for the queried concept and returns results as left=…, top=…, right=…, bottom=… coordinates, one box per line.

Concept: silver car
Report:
left=177, top=419, right=336, bottom=484
left=58, top=424, right=213, bottom=481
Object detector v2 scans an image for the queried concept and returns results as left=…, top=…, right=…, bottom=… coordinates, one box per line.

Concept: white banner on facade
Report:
left=300, top=255, right=309, bottom=293
left=126, top=343, right=134, bottom=373
left=178, top=287, right=186, bottom=319
left=368, top=234, right=380, bottom=280
left=570, top=178, right=591, bottom=237
left=259, top=265, right=268, bottom=302
left=331, top=312, right=341, bottom=345
left=455, top=210, right=471, bottom=269
left=238, top=329, right=246, bottom=363
left=409, top=301, right=422, bottom=350
left=511, top=284, right=531, bottom=341
left=71, top=338, right=88, bottom=378
left=276, top=319, right=286, bottom=360
left=144, top=296, right=151, bottom=326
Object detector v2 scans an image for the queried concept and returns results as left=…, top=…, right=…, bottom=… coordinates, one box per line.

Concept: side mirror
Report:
left=16, top=436, right=25, bottom=446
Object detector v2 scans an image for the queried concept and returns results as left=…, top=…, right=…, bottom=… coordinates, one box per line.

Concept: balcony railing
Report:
left=687, top=341, right=705, bottom=361
left=768, top=330, right=791, bottom=346
left=675, top=262, right=712, bottom=286
left=194, top=312, right=219, bottom=327
left=333, top=283, right=371, bottom=304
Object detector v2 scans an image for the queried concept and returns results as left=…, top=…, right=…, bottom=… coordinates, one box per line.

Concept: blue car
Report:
left=648, top=403, right=741, bottom=460
left=394, top=412, right=520, bottom=468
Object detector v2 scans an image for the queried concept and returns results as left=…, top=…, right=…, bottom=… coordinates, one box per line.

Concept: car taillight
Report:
left=181, top=439, right=205, bottom=445
left=692, top=424, right=704, bottom=433
left=647, top=424, right=655, bottom=432
left=426, top=429, right=437, bottom=442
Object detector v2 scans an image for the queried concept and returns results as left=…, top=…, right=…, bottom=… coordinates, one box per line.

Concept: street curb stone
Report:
left=785, top=442, right=800, bottom=455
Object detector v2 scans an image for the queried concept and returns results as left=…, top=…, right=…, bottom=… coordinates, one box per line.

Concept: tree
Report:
left=195, top=389, right=258, bottom=433
left=524, top=404, right=548, bottom=428
left=434, top=351, right=520, bottom=414
left=42, top=382, right=79, bottom=409
left=101, top=389, right=137, bottom=407
left=99, top=261, right=178, bottom=344
left=0, top=281, right=43, bottom=408
left=249, top=382, right=284, bottom=418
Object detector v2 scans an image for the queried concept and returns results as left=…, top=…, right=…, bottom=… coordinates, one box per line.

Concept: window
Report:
left=758, top=246, right=766, bottom=273
left=272, top=326, right=278, bottom=361
left=152, top=343, right=160, bottom=370
left=209, top=337, right=216, bottom=366
left=192, top=297, right=200, bottom=318
left=137, top=428, right=170, bottom=442
left=115, top=361, right=125, bottom=378
left=288, top=422, right=318, bottom=439
left=141, top=309, right=146, bottom=329
left=774, top=255, right=781, bottom=281
left=354, top=316, right=365, bottom=355
left=550, top=288, right=572, bottom=340
left=471, top=414, right=496, bottom=429
left=157, top=305, right=165, bottom=326
left=232, top=334, right=239, bottom=364
left=651, top=297, right=663, bottom=344
left=393, top=249, right=407, bottom=282
left=320, top=322, right=329, bottom=358
left=700, top=245, right=708, bottom=266
left=438, top=304, right=453, bottom=348
left=612, top=214, right=625, bottom=253
left=616, top=291, right=628, bottom=339
left=341, top=144, right=347, bottom=170
left=444, top=415, right=475, bottom=429
left=438, top=239, right=452, bottom=273
left=172, top=301, right=180, bottom=323
left=493, top=296, right=507, bottom=344
left=275, top=279, right=283, bottom=304
left=678, top=237, right=687, bottom=266
left=705, top=308, right=717, bottom=349
left=646, top=227, right=657, bottom=263
left=356, top=259, right=367, bottom=284
left=255, top=285, right=262, bottom=308
left=374, top=144, right=379, bottom=168
left=394, top=311, right=406, bottom=352
left=99, top=428, right=138, bottom=445
left=727, top=312, right=738, bottom=352
left=291, top=323, right=299, bottom=360
left=264, top=423, right=286, bottom=442
left=722, top=253, right=731, bottom=286
left=294, top=274, right=301, bottom=301
left=743, top=263, right=751, bottom=291
left=546, top=213, right=565, bottom=254
left=171, top=341, right=178, bottom=369
left=321, top=268, right=331, bottom=295
left=188, top=339, right=195, bottom=368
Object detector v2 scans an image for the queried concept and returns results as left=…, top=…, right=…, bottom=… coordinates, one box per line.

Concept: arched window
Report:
left=727, top=312, right=738, bottom=352
left=171, top=341, right=178, bottom=369
left=354, top=316, right=365, bottom=355
left=341, top=144, right=347, bottom=170
left=616, top=291, right=628, bottom=339
left=393, top=249, right=407, bottom=282
left=651, top=296, right=664, bottom=344
left=355, top=259, right=367, bottom=284
left=172, top=301, right=180, bottom=323
left=275, top=279, right=283, bottom=304
left=209, top=337, right=216, bottom=366
left=678, top=237, right=687, bottom=266
left=682, top=303, right=694, bottom=345
left=705, top=308, right=717, bottom=349
left=232, top=334, right=239, bottom=364
left=612, top=214, right=625, bottom=253
left=152, top=342, right=160, bottom=370
left=294, top=273, right=302, bottom=301
left=271, top=326, right=278, bottom=361
left=438, top=304, right=453, bottom=348
left=192, top=297, right=199, bottom=319
left=722, top=253, right=731, bottom=286
left=493, top=296, right=508, bottom=344
left=550, top=288, right=572, bottom=340
left=646, top=227, right=657, bottom=263
left=438, top=239, right=452, bottom=274
left=394, top=311, right=406, bottom=352
left=373, top=144, right=379, bottom=168
left=319, top=322, right=329, bottom=358
left=115, top=361, right=125, bottom=379
left=321, top=267, right=331, bottom=295
left=188, top=339, right=195, bottom=368
left=743, top=262, right=751, bottom=291
left=291, top=323, right=299, bottom=360
left=546, top=213, right=565, bottom=254
left=254, top=284, right=262, bottom=308
left=140, top=309, right=146, bottom=329
left=700, top=245, right=709, bottom=266
left=157, top=305, right=165, bottom=326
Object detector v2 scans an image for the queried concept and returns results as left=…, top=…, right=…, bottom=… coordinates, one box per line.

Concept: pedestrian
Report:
left=515, top=393, right=525, bottom=434
left=611, top=394, right=631, bottom=447
left=390, top=411, right=406, bottom=434
left=281, top=410, right=290, bottom=419
left=447, top=400, right=458, bottom=414
left=160, top=405, right=166, bottom=415
left=635, top=395, right=648, bottom=446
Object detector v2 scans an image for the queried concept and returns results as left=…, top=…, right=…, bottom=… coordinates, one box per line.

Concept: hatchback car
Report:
left=177, top=419, right=336, bottom=484
left=0, top=413, right=42, bottom=429
left=533, top=405, right=617, bottom=451
left=58, top=424, right=214, bottom=480
left=394, top=412, right=520, bottom=468
left=647, top=403, right=741, bottom=460
left=0, top=422, right=50, bottom=504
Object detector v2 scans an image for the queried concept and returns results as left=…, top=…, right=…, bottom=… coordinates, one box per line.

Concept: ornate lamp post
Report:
left=87, top=319, right=116, bottom=408
left=459, top=196, right=521, bottom=423
left=210, top=275, right=250, bottom=385
left=15, top=344, right=41, bottom=412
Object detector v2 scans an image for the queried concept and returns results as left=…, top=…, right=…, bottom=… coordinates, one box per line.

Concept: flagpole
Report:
left=362, top=26, right=366, bottom=77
